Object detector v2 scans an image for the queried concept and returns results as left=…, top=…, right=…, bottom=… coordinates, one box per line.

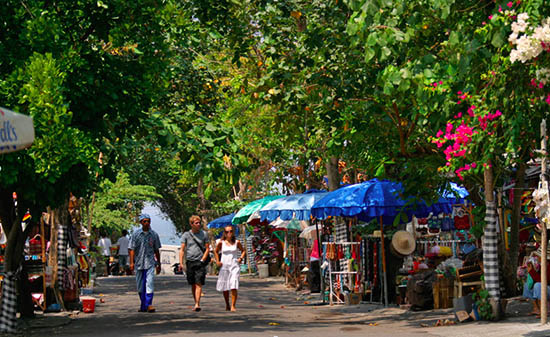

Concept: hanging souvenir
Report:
left=453, top=206, right=470, bottom=230
left=0, top=222, right=6, bottom=244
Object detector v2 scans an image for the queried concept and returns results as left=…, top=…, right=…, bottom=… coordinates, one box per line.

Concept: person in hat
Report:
left=129, top=213, right=162, bottom=313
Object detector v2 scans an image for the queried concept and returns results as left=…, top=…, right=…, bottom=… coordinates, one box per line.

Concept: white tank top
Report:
left=220, top=240, right=240, bottom=267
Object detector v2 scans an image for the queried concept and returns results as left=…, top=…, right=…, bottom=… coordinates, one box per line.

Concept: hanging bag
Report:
left=189, top=231, right=211, bottom=264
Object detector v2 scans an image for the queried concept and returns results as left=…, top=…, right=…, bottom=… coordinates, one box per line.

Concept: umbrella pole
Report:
left=380, top=216, right=388, bottom=307
left=315, top=220, right=324, bottom=303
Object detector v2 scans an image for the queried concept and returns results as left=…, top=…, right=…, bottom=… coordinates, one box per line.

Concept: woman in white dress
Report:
left=215, top=225, right=245, bottom=311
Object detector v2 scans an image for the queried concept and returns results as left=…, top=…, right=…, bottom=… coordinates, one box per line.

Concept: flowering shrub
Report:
left=430, top=91, right=503, bottom=180
left=431, top=2, right=550, bottom=182
left=509, top=13, right=550, bottom=63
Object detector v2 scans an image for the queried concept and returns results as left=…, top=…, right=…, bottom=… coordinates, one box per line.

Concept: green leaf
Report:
left=449, top=31, right=459, bottom=45
left=491, top=30, right=505, bottom=48
left=204, top=184, right=213, bottom=200
left=367, top=33, right=378, bottom=47
left=205, top=123, right=216, bottom=132
left=365, top=48, right=375, bottom=62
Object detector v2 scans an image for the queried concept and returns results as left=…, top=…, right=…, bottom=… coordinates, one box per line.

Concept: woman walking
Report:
left=215, top=225, right=245, bottom=311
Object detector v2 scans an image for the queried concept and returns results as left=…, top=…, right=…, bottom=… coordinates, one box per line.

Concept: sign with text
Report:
left=0, top=107, right=35, bottom=154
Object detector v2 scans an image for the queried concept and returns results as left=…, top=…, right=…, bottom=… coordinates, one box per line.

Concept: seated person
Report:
left=523, top=255, right=550, bottom=317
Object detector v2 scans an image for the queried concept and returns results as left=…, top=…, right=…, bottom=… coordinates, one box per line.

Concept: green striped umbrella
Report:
left=231, top=195, right=285, bottom=225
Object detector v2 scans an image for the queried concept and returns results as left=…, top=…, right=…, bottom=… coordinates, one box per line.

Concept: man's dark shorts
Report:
left=186, top=260, right=206, bottom=285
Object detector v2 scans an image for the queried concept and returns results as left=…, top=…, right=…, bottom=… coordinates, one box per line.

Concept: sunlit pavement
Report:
left=27, top=275, right=550, bottom=337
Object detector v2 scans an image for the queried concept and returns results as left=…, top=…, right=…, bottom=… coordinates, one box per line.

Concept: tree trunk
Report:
left=500, top=162, right=527, bottom=297
left=325, top=156, right=340, bottom=192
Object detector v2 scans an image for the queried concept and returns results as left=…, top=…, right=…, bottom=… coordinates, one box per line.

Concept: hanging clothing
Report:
left=216, top=240, right=242, bottom=291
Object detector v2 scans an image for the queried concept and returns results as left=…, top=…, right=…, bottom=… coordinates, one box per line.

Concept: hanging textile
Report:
left=0, top=270, right=19, bottom=333
left=334, top=221, right=348, bottom=272
left=57, top=223, right=67, bottom=289
left=482, top=201, right=500, bottom=299
left=245, top=234, right=256, bottom=271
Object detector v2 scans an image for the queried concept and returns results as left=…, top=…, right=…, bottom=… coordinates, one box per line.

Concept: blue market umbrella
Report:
left=208, top=213, right=239, bottom=237
left=207, top=213, right=236, bottom=229
left=259, top=191, right=329, bottom=222
left=311, top=179, right=454, bottom=224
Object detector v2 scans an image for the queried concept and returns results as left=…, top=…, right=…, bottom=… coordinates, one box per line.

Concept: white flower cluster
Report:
left=533, top=183, right=550, bottom=224
left=509, top=13, right=550, bottom=63
left=536, top=67, right=550, bottom=84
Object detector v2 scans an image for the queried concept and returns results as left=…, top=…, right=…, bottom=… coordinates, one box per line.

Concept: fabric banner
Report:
left=245, top=234, right=256, bottom=272
left=335, top=221, right=349, bottom=273
left=482, top=201, right=500, bottom=299
left=57, top=223, right=67, bottom=289
left=0, top=271, right=18, bottom=333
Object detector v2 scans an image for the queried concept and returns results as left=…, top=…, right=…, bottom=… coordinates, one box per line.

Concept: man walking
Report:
left=117, top=229, right=130, bottom=275
left=179, top=215, right=210, bottom=312
left=129, top=214, right=162, bottom=313
left=97, top=231, right=112, bottom=276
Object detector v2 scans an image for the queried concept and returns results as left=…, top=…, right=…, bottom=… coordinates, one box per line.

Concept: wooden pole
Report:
left=540, top=120, right=548, bottom=325
left=380, top=216, right=388, bottom=307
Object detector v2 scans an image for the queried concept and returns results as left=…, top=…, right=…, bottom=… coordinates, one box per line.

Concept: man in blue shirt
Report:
left=129, top=213, right=161, bottom=312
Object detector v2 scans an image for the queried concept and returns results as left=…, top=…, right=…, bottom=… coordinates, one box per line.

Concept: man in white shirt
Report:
left=117, top=229, right=130, bottom=274
left=98, top=231, right=112, bottom=276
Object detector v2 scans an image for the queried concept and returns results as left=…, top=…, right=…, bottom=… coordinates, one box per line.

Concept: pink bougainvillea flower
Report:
left=457, top=100, right=462, bottom=105
left=489, top=15, right=493, bottom=19
left=436, top=130, right=444, bottom=137
left=507, top=1, right=513, bottom=7
left=467, top=105, right=476, bottom=117
left=439, top=81, right=443, bottom=85
left=498, top=6, right=503, bottom=12
left=471, top=162, right=477, bottom=168
left=457, top=91, right=462, bottom=95
left=482, top=21, right=487, bottom=25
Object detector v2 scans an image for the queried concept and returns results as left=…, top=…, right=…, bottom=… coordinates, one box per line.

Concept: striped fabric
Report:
left=245, top=234, right=256, bottom=272
left=335, top=220, right=349, bottom=275
left=57, top=223, right=67, bottom=289
left=482, top=201, right=500, bottom=299
left=0, top=271, right=18, bottom=333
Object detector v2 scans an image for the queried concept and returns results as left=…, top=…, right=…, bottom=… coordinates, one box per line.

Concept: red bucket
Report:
left=81, top=297, right=96, bottom=313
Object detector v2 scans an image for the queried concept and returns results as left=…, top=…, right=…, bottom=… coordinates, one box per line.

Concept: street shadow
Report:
left=38, top=275, right=347, bottom=336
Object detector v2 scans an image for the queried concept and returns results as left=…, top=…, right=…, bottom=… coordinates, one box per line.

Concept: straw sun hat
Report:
left=391, top=231, right=416, bottom=257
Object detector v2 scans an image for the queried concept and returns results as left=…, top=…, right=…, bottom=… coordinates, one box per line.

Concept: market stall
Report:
left=232, top=195, right=285, bottom=274
left=311, top=178, right=457, bottom=306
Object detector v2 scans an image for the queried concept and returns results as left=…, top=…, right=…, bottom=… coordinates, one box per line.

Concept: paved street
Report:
left=23, top=275, right=550, bottom=337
